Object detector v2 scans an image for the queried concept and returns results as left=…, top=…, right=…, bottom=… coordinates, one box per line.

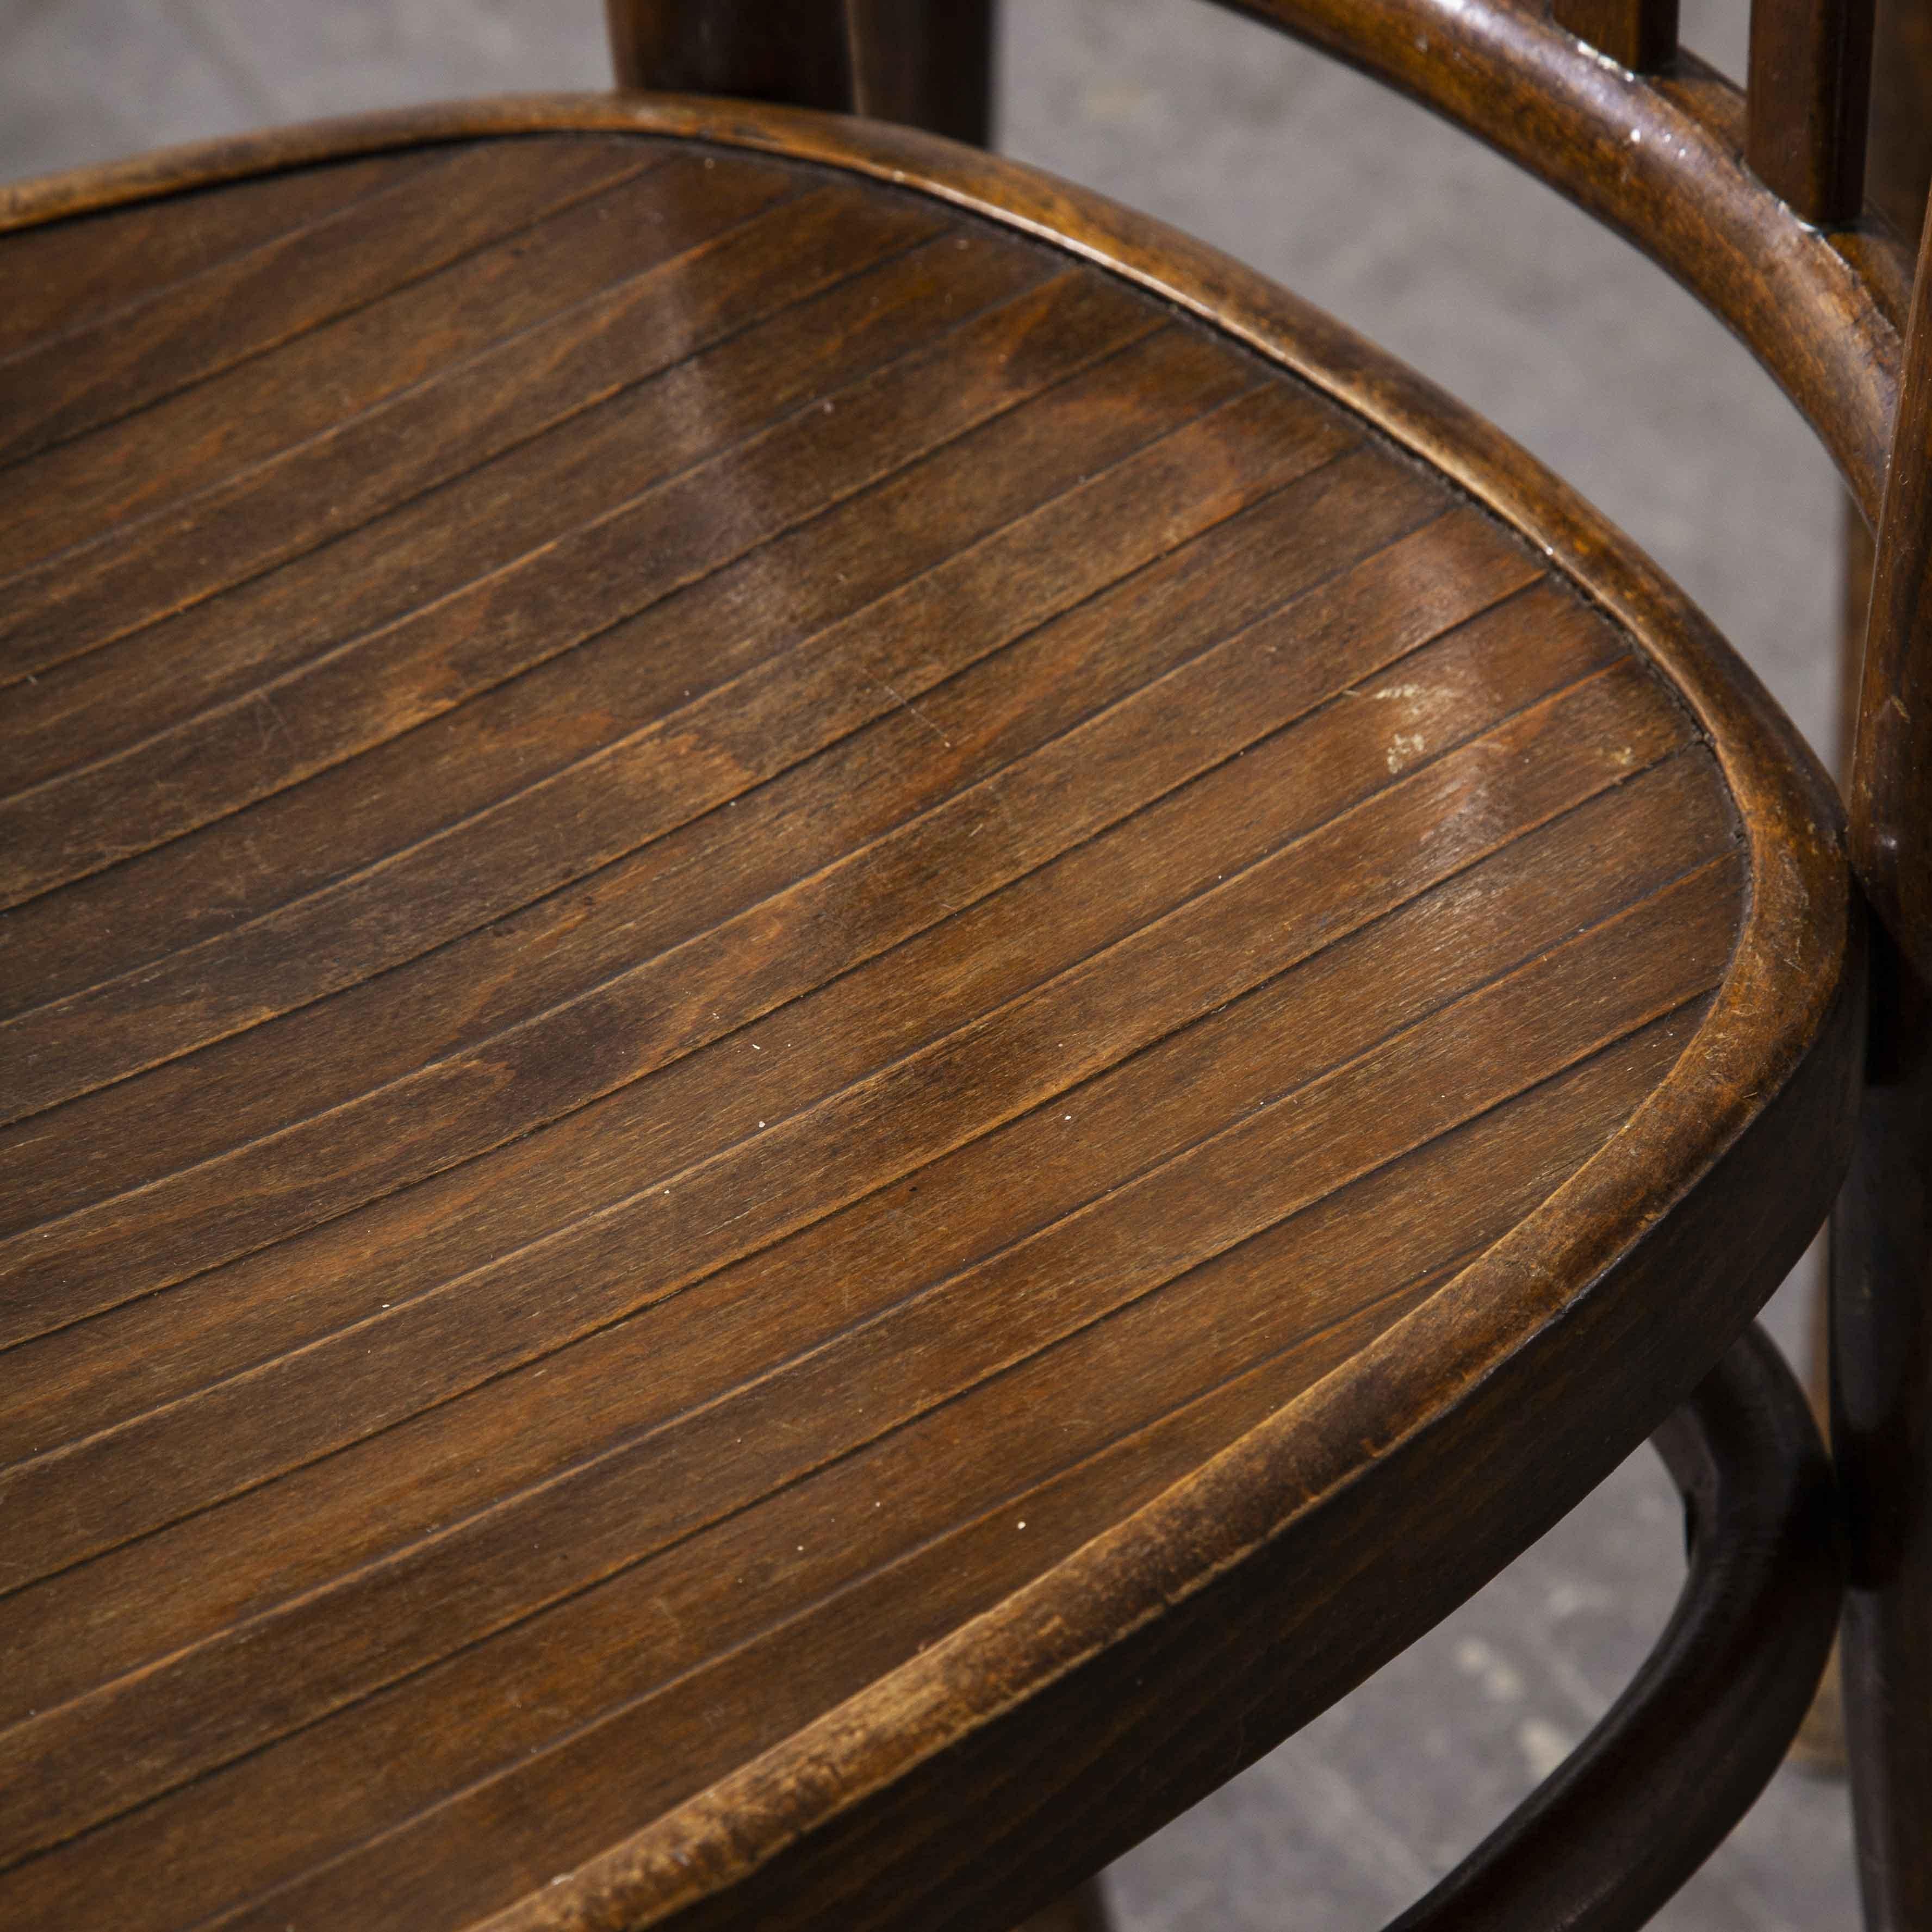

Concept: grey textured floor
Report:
left=0, top=2, right=1856, bottom=1923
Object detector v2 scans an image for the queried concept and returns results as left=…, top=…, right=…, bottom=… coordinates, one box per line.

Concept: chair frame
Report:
left=597, top=0, right=1932, bottom=1922
left=3, top=0, right=1924, bottom=1921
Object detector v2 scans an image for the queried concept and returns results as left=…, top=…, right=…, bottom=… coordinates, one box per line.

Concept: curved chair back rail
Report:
left=1222, top=0, right=1908, bottom=520
left=607, top=0, right=1912, bottom=521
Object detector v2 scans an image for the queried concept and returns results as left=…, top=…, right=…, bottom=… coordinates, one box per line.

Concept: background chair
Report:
left=3, top=3, right=1916, bottom=1932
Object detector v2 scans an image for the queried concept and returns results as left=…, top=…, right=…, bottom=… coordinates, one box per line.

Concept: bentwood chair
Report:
left=6, top=0, right=1931, bottom=1925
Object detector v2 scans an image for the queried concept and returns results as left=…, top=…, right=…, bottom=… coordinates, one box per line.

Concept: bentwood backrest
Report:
left=605, top=1, right=1932, bottom=1922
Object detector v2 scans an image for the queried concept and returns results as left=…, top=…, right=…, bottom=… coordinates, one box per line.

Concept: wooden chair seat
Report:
left=0, top=102, right=1856, bottom=1931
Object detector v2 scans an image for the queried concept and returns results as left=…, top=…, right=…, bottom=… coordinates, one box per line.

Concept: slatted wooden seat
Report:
left=4, top=0, right=1918, bottom=1924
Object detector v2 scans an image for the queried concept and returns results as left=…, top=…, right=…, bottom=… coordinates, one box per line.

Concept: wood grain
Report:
left=0, top=61, right=1910, bottom=522
left=0, top=152, right=433, bottom=361
left=0, top=110, right=1855, bottom=1932
left=1216, top=0, right=1906, bottom=521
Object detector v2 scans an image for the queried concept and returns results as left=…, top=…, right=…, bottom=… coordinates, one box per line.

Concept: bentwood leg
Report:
left=1827, top=0, right=1932, bottom=1866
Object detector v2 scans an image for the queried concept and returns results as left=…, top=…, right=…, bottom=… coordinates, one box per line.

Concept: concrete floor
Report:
left=0, top=1, right=1858, bottom=1923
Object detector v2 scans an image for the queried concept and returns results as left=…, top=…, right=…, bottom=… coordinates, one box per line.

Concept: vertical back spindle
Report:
left=604, top=1, right=993, bottom=146
left=605, top=2, right=859, bottom=114
left=1837, top=181, right=1932, bottom=1932
left=1745, top=0, right=1877, bottom=221
left=1551, top=0, right=1679, bottom=72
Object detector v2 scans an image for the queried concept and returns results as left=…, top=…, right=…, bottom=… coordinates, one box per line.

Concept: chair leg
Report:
left=1016, top=1334, right=1836, bottom=1932
left=1384, top=1326, right=1838, bottom=1932
left=1783, top=492, right=1875, bottom=1779
left=1832, top=0, right=1932, bottom=1912
left=1835, top=931, right=1932, bottom=1931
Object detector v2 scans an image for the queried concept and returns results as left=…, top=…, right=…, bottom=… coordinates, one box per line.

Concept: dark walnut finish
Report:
left=1796, top=0, right=1932, bottom=1791
left=0, top=101, right=1856, bottom=1932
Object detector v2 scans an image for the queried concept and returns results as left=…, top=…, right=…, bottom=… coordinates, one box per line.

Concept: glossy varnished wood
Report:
left=0, top=106, right=1855, bottom=1932
left=1212, top=0, right=1910, bottom=523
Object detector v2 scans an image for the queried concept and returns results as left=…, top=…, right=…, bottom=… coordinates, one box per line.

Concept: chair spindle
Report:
left=604, top=0, right=993, bottom=146
left=1552, top=0, right=1679, bottom=72
left=605, top=2, right=858, bottom=115
left=1744, top=0, right=1877, bottom=222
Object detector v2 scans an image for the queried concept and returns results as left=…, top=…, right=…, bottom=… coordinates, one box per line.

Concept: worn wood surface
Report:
left=3, top=0, right=1917, bottom=526
left=0, top=104, right=1855, bottom=1932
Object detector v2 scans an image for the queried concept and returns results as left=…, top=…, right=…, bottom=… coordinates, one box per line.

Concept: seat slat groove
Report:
left=0, top=653, right=1716, bottom=1522
left=0, top=151, right=774, bottom=581
left=0, top=333, right=1284, bottom=1085
left=214, top=1029, right=1707, bottom=1932
left=0, top=734, right=1731, bottom=1484
left=0, top=651, right=1703, bottom=1604
left=0, top=722, right=1729, bottom=1675
left=0, top=498, right=1545, bottom=1339
left=0, top=171, right=937, bottom=693
left=0, top=425, right=1391, bottom=1237
left=0, top=658, right=1713, bottom=1614
left=0, top=173, right=973, bottom=724
left=0, top=313, right=1246, bottom=1017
